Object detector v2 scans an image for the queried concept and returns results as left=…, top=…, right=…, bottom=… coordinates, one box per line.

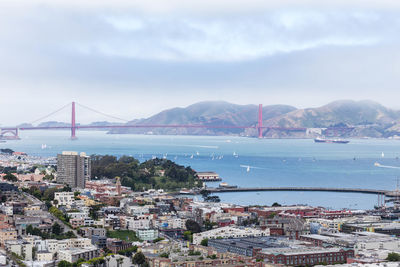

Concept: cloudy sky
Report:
left=1, top=0, right=400, bottom=124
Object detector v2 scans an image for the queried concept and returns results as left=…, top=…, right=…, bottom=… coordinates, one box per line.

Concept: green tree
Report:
left=387, top=252, right=400, bottom=261
left=271, top=202, right=281, bottom=207
left=0, top=195, right=7, bottom=203
left=185, top=220, right=201, bottom=233
left=132, top=252, right=146, bottom=265
left=3, top=173, right=17, bottom=182
left=200, top=238, right=208, bottom=246
left=183, top=231, right=193, bottom=242
left=58, top=260, right=72, bottom=267
left=52, top=222, right=62, bottom=235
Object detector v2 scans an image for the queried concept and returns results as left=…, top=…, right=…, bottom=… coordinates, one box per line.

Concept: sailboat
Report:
left=240, top=165, right=251, bottom=172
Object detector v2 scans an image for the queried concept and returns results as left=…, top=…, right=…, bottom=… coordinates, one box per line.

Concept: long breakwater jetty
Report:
left=184, top=187, right=400, bottom=198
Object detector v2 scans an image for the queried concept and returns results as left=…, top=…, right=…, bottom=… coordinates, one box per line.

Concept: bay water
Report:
left=2, top=130, right=400, bottom=210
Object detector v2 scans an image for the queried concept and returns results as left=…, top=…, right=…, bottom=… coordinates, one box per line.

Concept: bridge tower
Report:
left=71, top=101, right=77, bottom=140
left=258, top=104, right=263, bottom=138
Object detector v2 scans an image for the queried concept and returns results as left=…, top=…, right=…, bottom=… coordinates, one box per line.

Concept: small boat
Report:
left=314, top=137, right=349, bottom=144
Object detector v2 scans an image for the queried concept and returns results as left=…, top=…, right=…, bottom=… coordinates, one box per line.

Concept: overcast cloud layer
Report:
left=1, top=0, right=400, bottom=125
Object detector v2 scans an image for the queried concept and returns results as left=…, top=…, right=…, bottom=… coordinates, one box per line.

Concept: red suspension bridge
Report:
left=0, top=102, right=309, bottom=140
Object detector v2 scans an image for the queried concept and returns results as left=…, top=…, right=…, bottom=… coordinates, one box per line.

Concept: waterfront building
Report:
left=196, top=172, right=221, bottom=181
left=57, top=151, right=91, bottom=189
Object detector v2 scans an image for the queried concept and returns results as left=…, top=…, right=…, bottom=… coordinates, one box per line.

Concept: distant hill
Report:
left=16, top=100, right=400, bottom=138
left=264, top=100, right=400, bottom=128
left=108, top=101, right=296, bottom=135
left=256, top=100, right=400, bottom=138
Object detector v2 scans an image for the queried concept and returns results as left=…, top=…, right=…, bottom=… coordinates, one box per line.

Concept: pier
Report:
left=201, top=186, right=393, bottom=196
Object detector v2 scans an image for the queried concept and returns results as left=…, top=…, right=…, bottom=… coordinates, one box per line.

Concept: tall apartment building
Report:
left=57, top=151, right=91, bottom=188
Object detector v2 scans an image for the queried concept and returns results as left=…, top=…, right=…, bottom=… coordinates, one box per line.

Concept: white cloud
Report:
left=71, top=11, right=385, bottom=62
left=0, top=0, right=400, bottom=124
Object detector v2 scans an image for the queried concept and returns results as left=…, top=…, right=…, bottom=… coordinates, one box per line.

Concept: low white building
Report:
left=104, top=255, right=131, bottom=267
left=34, top=238, right=92, bottom=256
left=67, top=212, right=89, bottom=220
left=125, top=216, right=151, bottom=231
left=6, top=240, right=33, bottom=261
left=54, top=192, right=75, bottom=208
left=136, top=228, right=159, bottom=241
left=36, top=251, right=53, bottom=261
left=58, top=246, right=99, bottom=263
left=193, top=226, right=270, bottom=245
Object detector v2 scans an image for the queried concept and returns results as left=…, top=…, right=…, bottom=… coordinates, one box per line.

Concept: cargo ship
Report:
left=314, top=137, right=349, bottom=144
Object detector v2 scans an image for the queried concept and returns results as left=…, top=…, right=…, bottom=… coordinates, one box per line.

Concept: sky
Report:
left=1, top=0, right=400, bottom=125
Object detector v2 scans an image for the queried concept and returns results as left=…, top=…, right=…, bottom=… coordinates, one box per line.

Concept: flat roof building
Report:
left=57, top=151, right=90, bottom=189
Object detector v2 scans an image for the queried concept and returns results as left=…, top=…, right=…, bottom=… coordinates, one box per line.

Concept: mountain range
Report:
left=22, top=100, right=400, bottom=138
left=108, top=100, right=400, bottom=138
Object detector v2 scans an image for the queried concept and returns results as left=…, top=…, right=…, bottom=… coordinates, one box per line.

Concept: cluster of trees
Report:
left=0, top=148, right=14, bottom=154
left=2, top=173, right=17, bottom=182
left=200, top=190, right=221, bottom=203
left=22, top=185, right=71, bottom=209
left=118, top=246, right=138, bottom=257
left=49, top=207, right=72, bottom=227
left=387, top=252, right=400, bottom=261
left=183, top=219, right=202, bottom=243
left=91, top=155, right=199, bottom=191
left=26, top=223, right=75, bottom=240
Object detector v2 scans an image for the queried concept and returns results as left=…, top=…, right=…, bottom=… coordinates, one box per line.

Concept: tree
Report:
left=185, top=220, right=201, bottom=233
left=58, top=260, right=72, bottom=267
left=52, top=222, right=62, bottom=236
left=200, top=189, right=211, bottom=199
left=0, top=195, right=7, bottom=203
left=387, top=252, right=400, bottom=261
left=205, top=196, right=220, bottom=203
left=183, top=231, right=193, bottom=242
left=3, top=173, right=17, bottom=182
left=271, top=202, right=281, bottom=207
left=132, top=252, right=146, bottom=265
left=45, top=200, right=52, bottom=209
left=200, top=238, right=208, bottom=246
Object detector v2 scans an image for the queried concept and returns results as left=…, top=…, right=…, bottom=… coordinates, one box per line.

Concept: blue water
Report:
left=2, top=130, right=400, bottom=209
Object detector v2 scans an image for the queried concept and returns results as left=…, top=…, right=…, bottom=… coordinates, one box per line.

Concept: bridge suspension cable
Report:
left=29, top=102, right=71, bottom=125
left=75, top=102, right=129, bottom=122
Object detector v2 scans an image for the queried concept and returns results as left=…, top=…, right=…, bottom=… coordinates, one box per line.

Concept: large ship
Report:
left=314, top=137, right=349, bottom=144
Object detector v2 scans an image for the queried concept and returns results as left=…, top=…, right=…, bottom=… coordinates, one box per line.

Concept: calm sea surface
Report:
left=2, top=130, right=400, bottom=210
